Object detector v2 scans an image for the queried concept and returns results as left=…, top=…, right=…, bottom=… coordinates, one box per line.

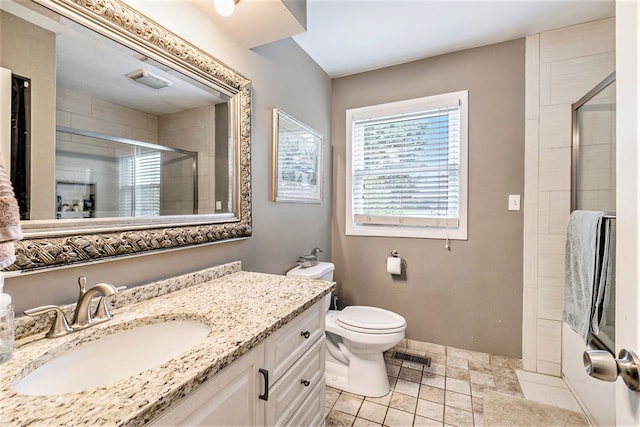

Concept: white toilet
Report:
left=287, top=262, right=406, bottom=397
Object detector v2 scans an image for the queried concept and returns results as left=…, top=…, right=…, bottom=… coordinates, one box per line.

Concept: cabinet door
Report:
left=264, top=300, right=324, bottom=382
left=149, top=344, right=265, bottom=426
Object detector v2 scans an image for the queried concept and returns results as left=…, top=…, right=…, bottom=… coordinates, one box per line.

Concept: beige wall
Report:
left=332, top=39, right=525, bottom=358
left=0, top=10, right=56, bottom=220
left=5, top=1, right=332, bottom=314
left=522, top=18, right=615, bottom=376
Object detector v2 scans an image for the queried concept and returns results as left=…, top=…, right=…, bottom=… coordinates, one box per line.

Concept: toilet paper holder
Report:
left=386, top=250, right=406, bottom=266
left=386, top=250, right=406, bottom=276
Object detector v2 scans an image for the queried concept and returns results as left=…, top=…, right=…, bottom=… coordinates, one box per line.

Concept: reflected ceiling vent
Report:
left=127, top=69, right=173, bottom=89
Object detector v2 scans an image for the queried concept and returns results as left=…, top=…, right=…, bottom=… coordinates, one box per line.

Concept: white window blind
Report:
left=346, top=91, right=468, bottom=239
left=119, top=149, right=161, bottom=217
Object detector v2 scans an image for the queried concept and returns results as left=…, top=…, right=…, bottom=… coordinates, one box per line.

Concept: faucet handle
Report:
left=92, top=285, right=125, bottom=322
left=93, top=297, right=112, bottom=321
left=78, top=276, right=87, bottom=292
left=24, top=305, right=72, bottom=338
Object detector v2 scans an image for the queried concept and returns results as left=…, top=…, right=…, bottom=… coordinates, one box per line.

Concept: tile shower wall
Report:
left=523, top=18, right=615, bottom=376
left=57, top=87, right=212, bottom=217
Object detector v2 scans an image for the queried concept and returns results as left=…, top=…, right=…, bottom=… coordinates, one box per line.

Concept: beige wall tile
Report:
left=539, top=63, right=551, bottom=106
left=525, top=34, right=540, bottom=120
left=56, top=110, right=71, bottom=127
left=71, top=113, right=132, bottom=139
left=130, top=127, right=159, bottom=143
left=538, top=192, right=550, bottom=234
left=536, top=319, right=562, bottom=363
left=522, top=286, right=538, bottom=371
left=550, top=52, right=615, bottom=105
left=539, top=18, right=615, bottom=64
left=524, top=119, right=539, bottom=200
left=92, top=98, right=152, bottom=131
left=57, top=87, right=91, bottom=115
left=539, top=191, right=570, bottom=235
left=537, top=276, right=564, bottom=321
left=539, top=104, right=571, bottom=148
left=537, top=360, right=562, bottom=377
left=537, top=233, right=565, bottom=278
left=539, top=147, right=571, bottom=192
left=523, top=202, right=539, bottom=287
left=548, top=191, right=571, bottom=234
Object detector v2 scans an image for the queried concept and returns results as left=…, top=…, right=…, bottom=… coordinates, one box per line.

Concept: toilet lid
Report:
left=337, top=306, right=406, bottom=333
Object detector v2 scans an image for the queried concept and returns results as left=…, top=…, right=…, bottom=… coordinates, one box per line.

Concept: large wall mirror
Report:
left=0, top=0, right=252, bottom=271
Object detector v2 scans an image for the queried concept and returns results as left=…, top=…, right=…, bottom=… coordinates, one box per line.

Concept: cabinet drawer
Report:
left=264, top=299, right=324, bottom=382
left=285, top=377, right=326, bottom=427
left=266, top=336, right=325, bottom=426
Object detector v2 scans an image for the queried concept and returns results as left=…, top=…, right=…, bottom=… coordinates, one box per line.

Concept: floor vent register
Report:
left=392, top=351, right=431, bottom=367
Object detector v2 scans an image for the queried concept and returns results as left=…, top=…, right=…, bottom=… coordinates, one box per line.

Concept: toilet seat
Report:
left=336, top=306, right=406, bottom=334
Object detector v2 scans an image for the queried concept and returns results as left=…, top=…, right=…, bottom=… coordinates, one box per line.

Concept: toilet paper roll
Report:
left=387, top=256, right=402, bottom=275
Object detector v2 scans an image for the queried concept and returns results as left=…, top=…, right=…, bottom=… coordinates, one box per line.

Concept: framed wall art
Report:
left=272, top=109, right=323, bottom=203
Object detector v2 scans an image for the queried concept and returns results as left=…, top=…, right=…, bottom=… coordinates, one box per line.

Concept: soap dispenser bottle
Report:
left=0, top=272, right=14, bottom=363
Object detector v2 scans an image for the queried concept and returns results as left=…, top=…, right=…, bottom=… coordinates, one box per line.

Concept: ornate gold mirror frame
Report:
left=6, top=0, right=252, bottom=272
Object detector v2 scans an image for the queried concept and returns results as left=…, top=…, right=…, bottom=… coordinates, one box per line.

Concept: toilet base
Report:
left=325, top=351, right=391, bottom=397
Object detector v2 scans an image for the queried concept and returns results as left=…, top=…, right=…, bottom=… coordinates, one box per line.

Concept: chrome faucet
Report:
left=25, top=276, right=121, bottom=338
left=71, top=276, right=118, bottom=329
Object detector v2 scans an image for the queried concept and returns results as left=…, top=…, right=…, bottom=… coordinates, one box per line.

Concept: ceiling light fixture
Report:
left=127, top=69, right=173, bottom=90
left=214, top=0, right=239, bottom=17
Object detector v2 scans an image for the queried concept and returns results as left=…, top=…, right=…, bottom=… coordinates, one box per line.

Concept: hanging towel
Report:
left=0, top=152, right=22, bottom=269
left=562, top=210, right=605, bottom=344
left=591, top=218, right=615, bottom=335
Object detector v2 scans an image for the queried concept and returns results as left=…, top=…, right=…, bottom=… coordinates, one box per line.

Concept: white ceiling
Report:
left=292, top=0, right=615, bottom=78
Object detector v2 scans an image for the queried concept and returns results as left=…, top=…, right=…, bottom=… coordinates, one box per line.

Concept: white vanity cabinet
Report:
left=148, top=299, right=326, bottom=426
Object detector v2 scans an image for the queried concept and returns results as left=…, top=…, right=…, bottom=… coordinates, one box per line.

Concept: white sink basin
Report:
left=14, top=320, right=211, bottom=396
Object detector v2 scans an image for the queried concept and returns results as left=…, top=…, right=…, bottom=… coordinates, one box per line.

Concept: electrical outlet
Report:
left=508, top=194, right=521, bottom=211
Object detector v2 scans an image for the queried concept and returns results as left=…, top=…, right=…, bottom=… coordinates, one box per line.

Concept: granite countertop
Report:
left=0, top=264, right=334, bottom=426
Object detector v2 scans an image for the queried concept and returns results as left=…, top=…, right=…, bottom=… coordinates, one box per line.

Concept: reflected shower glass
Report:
left=55, top=129, right=196, bottom=219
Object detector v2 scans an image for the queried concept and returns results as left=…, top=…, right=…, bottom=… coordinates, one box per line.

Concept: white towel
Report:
left=562, top=210, right=605, bottom=344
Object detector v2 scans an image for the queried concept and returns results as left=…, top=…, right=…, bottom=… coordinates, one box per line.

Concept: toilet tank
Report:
left=286, top=262, right=335, bottom=281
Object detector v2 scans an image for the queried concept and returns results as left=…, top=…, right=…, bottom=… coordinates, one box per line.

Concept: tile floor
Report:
left=324, top=341, right=581, bottom=427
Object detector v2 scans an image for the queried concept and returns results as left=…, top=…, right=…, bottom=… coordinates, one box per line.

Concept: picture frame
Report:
left=272, top=109, right=323, bottom=203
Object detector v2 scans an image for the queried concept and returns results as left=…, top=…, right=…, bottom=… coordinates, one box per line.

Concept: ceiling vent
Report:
left=127, top=69, right=173, bottom=89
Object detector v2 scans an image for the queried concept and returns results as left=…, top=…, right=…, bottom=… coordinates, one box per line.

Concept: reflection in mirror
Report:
left=3, top=6, right=232, bottom=220
left=0, top=0, right=251, bottom=271
left=571, top=71, right=616, bottom=353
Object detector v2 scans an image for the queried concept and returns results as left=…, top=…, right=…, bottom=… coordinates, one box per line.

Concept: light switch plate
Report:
left=508, top=194, right=521, bottom=211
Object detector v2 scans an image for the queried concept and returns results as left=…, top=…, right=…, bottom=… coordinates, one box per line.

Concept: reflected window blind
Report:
left=351, top=104, right=460, bottom=227
left=119, top=150, right=161, bottom=217
left=276, top=129, right=320, bottom=200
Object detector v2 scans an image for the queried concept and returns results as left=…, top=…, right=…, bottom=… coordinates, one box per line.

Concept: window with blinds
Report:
left=119, top=148, right=161, bottom=217
left=346, top=91, right=468, bottom=239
